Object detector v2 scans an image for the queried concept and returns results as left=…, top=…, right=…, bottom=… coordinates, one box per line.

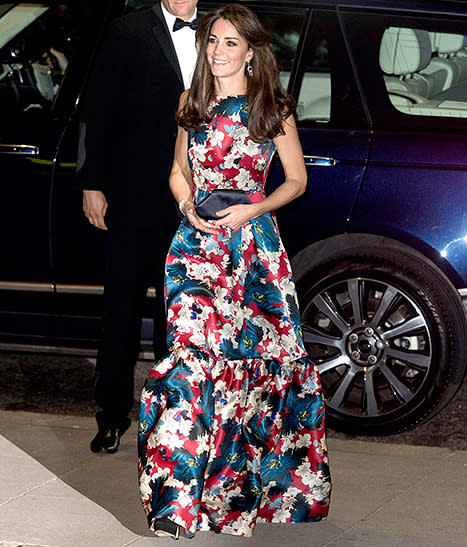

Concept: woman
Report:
left=139, top=4, right=331, bottom=539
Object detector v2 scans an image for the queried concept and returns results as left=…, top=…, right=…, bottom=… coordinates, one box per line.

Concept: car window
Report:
left=0, top=2, right=80, bottom=114
left=380, top=27, right=467, bottom=118
left=295, top=10, right=367, bottom=128
left=296, top=32, right=331, bottom=123
left=342, top=10, right=467, bottom=130
left=255, top=8, right=306, bottom=91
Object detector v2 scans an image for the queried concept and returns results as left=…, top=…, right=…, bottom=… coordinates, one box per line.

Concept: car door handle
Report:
left=0, top=144, right=40, bottom=155
left=304, top=155, right=337, bottom=167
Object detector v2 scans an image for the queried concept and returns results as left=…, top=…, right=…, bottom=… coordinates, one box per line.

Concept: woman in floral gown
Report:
left=138, top=4, right=331, bottom=539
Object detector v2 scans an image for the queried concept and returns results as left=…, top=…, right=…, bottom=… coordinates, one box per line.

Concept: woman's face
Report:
left=206, top=18, right=253, bottom=87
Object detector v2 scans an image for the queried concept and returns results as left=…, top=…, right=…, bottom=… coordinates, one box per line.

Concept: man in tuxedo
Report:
left=76, top=0, right=199, bottom=453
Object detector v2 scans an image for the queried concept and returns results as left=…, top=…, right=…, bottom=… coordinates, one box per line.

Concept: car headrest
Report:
left=380, top=27, right=432, bottom=75
left=437, top=33, right=465, bottom=55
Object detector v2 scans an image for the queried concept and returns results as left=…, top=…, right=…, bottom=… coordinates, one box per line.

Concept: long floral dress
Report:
left=138, top=95, right=331, bottom=538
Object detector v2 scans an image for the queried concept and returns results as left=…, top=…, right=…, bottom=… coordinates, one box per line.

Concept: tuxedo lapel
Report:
left=151, top=3, right=184, bottom=87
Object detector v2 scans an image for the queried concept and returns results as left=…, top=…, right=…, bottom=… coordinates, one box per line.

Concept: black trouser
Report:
left=94, top=224, right=170, bottom=427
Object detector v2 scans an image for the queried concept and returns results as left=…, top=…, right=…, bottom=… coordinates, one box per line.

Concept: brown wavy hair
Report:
left=176, top=3, right=295, bottom=143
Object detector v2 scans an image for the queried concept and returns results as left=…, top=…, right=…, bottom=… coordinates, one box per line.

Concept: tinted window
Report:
left=255, top=8, right=306, bottom=90
left=0, top=3, right=81, bottom=115
left=343, top=10, right=467, bottom=129
left=380, top=27, right=467, bottom=118
left=296, top=29, right=331, bottom=122
left=295, top=10, right=367, bottom=128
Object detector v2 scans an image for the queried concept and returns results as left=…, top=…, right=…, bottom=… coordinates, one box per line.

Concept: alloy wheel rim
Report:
left=302, top=276, right=433, bottom=419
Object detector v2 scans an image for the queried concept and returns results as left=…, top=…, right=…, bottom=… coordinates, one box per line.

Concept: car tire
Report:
left=297, top=248, right=467, bottom=435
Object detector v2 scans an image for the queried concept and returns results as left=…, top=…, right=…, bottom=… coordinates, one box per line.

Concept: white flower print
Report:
left=233, top=362, right=248, bottom=381
left=266, top=340, right=282, bottom=358
left=254, top=156, right=266, bottom=172
left=154, top=356, right=174, bottom=375
left=234, top=167, right=255, bottom=190
left=303, top=369, right=323, bottom=394
left=223, top=152, right=239, bottom=170
left=253, top=315, right=278, bottom=338
left=243, top=389, right=266, bottom=422
left=270, top=507, right=292, bottom=522
left=218, top=322, right=237, bottom=340
left=190, top=144, right=206, bottom=164
left=189, top=331, right=206, bottom=347
left=296, top=465, right=331, bottom=500
left=177, top=488, right=197, bottom=509
left=203, top=167, right=224, bottom=187
left=194, top=434, right=211, bottom=456
left=296, top=432, right=312, bottom=449
left=208, top=127, right=225, bottom=147
left=241, top=227, right=255, bottom=247
left=258, top=249, right=281, bottom=276
left=280, top=332, right=299, bottom=353
left=279, top=275, right=296, bottom=295
left=296, top=461, right=319, bottom=488
left=205, top=329, right=219, bottom=352
left=188, top=261, right=220, bottom=283
left=222, top=515, right=255, bottom=537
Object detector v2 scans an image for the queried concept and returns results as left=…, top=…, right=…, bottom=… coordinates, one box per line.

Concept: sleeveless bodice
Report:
left=188, top=95, right=276, bottom=201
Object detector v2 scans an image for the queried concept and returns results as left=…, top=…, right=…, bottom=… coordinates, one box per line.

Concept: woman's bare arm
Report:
left=214, top=114, right=307, bottom=231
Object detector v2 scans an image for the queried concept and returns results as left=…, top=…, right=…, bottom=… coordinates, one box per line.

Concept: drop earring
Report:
left=246, top=60, right=253, bottom=77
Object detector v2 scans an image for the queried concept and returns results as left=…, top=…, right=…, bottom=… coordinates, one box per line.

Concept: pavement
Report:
left=0, top=410, right=466, bottom=547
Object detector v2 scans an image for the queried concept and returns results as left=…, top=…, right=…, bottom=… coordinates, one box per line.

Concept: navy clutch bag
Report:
left=195, top=189, right=251, bottom=220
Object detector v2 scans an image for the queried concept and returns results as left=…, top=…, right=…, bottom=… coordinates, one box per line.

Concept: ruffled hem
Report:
left=138, top=348, right=331, bottom=538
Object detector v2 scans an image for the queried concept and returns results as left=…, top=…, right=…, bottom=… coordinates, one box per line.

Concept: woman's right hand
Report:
left=181, top=200, right=221, bottom=235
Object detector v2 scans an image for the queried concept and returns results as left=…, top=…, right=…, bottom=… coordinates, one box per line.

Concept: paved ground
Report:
left=1, top=410, right=466, bottom=547
left=0, top=352, right=466, bottom=546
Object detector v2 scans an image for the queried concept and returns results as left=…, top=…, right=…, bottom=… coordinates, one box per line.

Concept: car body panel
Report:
left=270, top=127, right=370, bottom=257
left=351, top=131, right=467, bottom=286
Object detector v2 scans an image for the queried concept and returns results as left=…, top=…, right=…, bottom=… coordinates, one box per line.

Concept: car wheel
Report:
left=298, top=248, right=467, bottom=434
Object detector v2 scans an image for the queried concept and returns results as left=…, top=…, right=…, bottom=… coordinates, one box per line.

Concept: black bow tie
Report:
left=173, top=17, right=199, bottom=32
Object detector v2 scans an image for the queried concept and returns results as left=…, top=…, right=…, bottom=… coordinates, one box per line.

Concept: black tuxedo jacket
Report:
left=77, top=3, right=185, bottom=232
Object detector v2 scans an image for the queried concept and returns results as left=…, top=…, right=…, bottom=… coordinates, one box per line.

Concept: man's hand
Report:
left=83, top=190, right=108, bottom=230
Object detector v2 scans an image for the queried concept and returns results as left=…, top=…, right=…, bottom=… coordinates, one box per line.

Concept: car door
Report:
left=342, top=8, right=467, bottom=283
left=0, top=2, right=77, bottom=346
left=0, top=1, right=118, bottom=349
left=268, top=8, right=371, bottom=260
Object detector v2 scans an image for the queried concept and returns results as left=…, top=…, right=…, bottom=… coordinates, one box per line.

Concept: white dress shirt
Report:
left=161, top=4, right=198, bottom=90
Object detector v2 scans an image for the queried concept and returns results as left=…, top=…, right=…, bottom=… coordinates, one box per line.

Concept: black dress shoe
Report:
left=90, top=417, right=131, bottom=453
left=154, top=518, right=181, bottom=540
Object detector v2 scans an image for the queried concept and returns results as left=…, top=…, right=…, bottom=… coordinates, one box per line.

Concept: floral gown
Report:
left=138, top=95, right=331, bottom=538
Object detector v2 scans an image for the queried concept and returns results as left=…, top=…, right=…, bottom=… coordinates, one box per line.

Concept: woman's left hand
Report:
left=214, top=204, right=260, bottom=231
